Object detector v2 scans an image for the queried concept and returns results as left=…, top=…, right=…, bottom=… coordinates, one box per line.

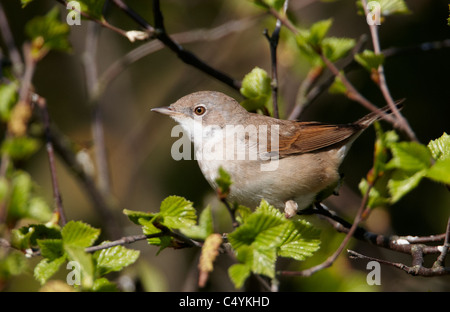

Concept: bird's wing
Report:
left=271, top=122, right=362, bottom=157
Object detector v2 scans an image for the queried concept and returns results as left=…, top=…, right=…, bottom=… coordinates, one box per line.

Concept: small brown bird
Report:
left=152, top=91, right=398, bottom=214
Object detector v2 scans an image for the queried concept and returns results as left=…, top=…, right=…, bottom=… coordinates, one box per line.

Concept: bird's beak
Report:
left=151, top=106, right=174, bottom=115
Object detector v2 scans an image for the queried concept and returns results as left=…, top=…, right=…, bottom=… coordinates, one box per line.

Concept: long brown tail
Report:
left=356, top=99, right=404, bottom=127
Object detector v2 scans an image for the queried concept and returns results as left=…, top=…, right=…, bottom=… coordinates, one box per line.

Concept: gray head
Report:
left=152, top=91, right=247, bottom=128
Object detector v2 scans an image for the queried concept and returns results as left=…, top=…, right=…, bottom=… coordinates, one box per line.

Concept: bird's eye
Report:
left=194, top=105, right=206, bottom=116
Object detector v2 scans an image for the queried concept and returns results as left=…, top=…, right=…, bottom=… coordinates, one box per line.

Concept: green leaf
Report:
left=328, top=73, right=347, bottom=95
left=21, top=0, right=34, bottom=8
left=371, top=123, right=399, bottom=180
left=37, top=239, right=64, bottom=260
left=34, top=256, right=66, bottom=285
left=228, top=263, right=251, bottom=289
left=358, top=178, right=391, bottom=208
left=180, top=206, right=214, bottom=240
left=9, top=171, right=32, bottom=220
left=228, top=200, right=320, bottom=284
left=427, top=133, right=450, bottom=161
left=386, top=142, right=432, bottom=172
left=25, top=6, right=71, bottom=58
left=11, top=224, right=61, bottom=250
left=215, top=167, right=232, bottom=198
left=278, top=220, right=321, bottom=261
left=388, top=170, right=426, bottom=203
left=426, top=158, right=450, bottom=184
left=64, top=245, right=94, bottom=288
left=0, top=82, right=18, bottom=121
left=240, top=67, right=272, bottom=111
left=253, top=0, right=285, bottom=11
left=308, top=19, right=333, bottom=48
left=322, top=37, right=356, bottom=62
left=61, top=221, right=100, bottom=248
left=77, top=0, right=106, bottom=21
left=356, top=0, right=411, bottom=16
left=92, top=277, right=118, bottom=292
left=159, top=196, right=197, bottom=230
left=123, top=209, right=155, bottom=225
left=355, top=50, right=385, bottom=72
left=94, top=245, right=140, bottom=276
left=27, top=197, right=53, bottom=223
left=1, top=137, right=40, bottom=160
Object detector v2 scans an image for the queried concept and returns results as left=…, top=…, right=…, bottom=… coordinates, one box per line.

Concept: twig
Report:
left=56, top=0, right=131, bottom=39
left=94, top=16, right=258, bottom=100
left=263, top=0, right=288, bottom=118
left=84, top=233, right=161, bottom=253
left=83, top=20, right=112, bottom=198
left=0, top=2, right=23, bottom=77
left=32, top=94, right=66, bottom=225
left=360, top=0, right=417, bottom=142
left=348, top=250, right=450, bottom=277
left=433, top=217, right=450, bottom=268
left=46, top=125, right=122, bottom=238
left=150, top=0, right=241, bottom=91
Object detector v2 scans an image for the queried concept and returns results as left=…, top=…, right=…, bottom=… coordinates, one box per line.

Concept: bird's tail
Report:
left=356, top=99, right=405, bottom=127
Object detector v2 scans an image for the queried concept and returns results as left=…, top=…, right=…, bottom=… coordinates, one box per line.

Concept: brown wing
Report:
left=275, top=122, right=362, bottom=157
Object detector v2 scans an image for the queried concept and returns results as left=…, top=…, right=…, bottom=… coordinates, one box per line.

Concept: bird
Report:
left=152, top=91, right=399, bottom=215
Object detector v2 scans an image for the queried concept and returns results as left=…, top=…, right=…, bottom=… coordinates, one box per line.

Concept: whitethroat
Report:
left=152, top=91, right=399, bottom=215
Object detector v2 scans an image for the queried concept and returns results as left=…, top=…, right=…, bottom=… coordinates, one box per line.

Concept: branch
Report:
left=33, top=94, right=66, bottom=225
left=0, top=2, right=23, bottom=77
left=348, top=250, right=450, bottom=277
left=263, top=0, right=288, bottom=118
left=360, top=0, right=417, bottom=142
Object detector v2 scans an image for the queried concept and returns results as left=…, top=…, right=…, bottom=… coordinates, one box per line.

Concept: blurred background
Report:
left=1, top=0, right=449, bottom=291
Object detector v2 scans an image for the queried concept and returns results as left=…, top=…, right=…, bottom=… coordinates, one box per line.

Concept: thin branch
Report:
left=360, top=0, right=417, bottom=142
left=56, top=0, right=132, bottom=39
left=263, top=0, right=288, bottom=118
left=94, top=16, right=258, bottom=100
left=0, top=2, right=23, bottom=77
left=83, top=20, right=112, bottom=198
left=32, top=94, right=66, bottom=225
left=434, top=217, right=450, bottom=268
left=348, top=250, right=450, bottom=277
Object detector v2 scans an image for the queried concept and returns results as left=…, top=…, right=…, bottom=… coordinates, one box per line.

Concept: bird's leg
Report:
left=284, top=200, right=298, bottom=218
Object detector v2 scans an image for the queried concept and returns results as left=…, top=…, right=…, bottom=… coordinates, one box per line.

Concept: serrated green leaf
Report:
left=278, top=220, right=321, bottom=261
left=427, top=133, right=450, bottom=161
left=355, top=50, right=385, bottom=72
left=358, top=178, right=391, bottom=208
left=308, top=19, right=333, bottom=48
left=228, top=263, right=251, bottom=289
left=180, top=206, right=213, bottom=240
left=123, top=208, right=156, bottom=225
left=11, top=224, right=61, bottom=249
left=426, top=158, right=450, bottom=184
left=61, top=221, right=100, bottom=248
left=159, top=196, right=197, bottom=230
left=388, top=170, right=426, bottom=203
left=37, top=239, right=64, bottom=260
left=322, top=37, right=356, bottom=62
left=0, top=82, right=18, bottom=121
left=0, top=251, right=28, bottom=278
left=64, top=245, right=94, bottom=288
left=386, top=142, right=432, bottom=172
left=34, top=256, right=66, bottom=285
left=94, top=245, right=140, bottom=276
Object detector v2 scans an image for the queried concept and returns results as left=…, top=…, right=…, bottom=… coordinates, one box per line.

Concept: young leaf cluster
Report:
left=11, top=221, right=139, bottom=291
left=360, top=127, right=450, bottom=207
